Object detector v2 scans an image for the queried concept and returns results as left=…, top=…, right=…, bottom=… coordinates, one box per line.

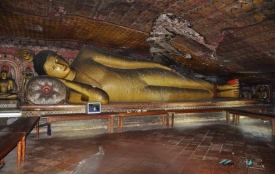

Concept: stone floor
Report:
left=1, top=117, right=275, bottom=174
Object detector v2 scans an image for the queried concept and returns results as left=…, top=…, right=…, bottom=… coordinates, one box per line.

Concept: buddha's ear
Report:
left=17, top=48, right=35, bottom=63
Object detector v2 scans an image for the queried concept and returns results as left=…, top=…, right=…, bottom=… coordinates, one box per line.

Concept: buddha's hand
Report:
left=57, top=78, right=109, bottom=104
left=0, top=93, right=8, bottom=98
left=17, top=48, right=35, bottom=62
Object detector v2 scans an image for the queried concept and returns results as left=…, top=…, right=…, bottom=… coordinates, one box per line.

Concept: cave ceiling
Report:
left=0, top=0, right=275, bottom=86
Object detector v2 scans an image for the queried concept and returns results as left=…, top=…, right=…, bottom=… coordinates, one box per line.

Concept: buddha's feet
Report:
left=217, top=79, right=239, bottom=98
left=218, top=89, right=239, bottom=98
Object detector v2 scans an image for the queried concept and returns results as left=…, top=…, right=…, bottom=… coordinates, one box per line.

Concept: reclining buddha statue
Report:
left=18, top=46, right=239, bottom=104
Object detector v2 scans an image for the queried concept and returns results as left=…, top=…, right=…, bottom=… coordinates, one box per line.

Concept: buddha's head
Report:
left=1, top=70, right=7, bottom=79
left=33, top=51, right=70, bottom=79
left=26, top=67, right=31, bottom=74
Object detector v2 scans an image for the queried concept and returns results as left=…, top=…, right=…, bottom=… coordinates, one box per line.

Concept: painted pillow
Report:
left=26, top=76, right=67, bottom=105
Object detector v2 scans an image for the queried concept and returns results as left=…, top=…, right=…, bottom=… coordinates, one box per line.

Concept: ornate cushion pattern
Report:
left=26, top=76, right=67, bottom=105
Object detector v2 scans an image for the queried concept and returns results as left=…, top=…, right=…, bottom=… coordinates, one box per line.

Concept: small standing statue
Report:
left=22, top=67, right=34, bottom=98
left=0, top=66, right=17, bottom=99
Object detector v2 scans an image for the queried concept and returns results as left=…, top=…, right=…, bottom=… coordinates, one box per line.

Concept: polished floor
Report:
left=1, top=117, right=275, bottom=174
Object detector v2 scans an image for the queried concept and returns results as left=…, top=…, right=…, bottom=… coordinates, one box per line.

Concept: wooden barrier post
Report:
left=0, top=158, right=4, bottom=165
left=226, top=111, right=230, bottom=124
left=108, top=116, right=114, bottom=133
left=168, top=112, right=175, bottom=128
left=36, top=122, right=39, bottom=138
left=272, top=119, right=275, bottom=137
left=17, top=140, right=22, bottom=168
left=21, top=136, right=26, bottom=163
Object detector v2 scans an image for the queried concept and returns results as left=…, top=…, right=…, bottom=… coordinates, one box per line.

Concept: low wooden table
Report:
left=224, top=107, right=275, bottom=136
left=224, top=106, right=269, bottom=125
left=0, top=116, right=40, bottom=168
left=0, top=132, right=25, bottom=168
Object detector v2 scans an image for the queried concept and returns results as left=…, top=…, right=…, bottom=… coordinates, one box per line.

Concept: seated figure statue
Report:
left=0, top=68, right=17, bottom=99
left=18, top=46, right=239, bottom=104
left=22, top=67, right=34, bottom=98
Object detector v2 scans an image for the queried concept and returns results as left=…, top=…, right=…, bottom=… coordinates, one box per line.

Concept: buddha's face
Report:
left=1, top=71, right=7, bottom=79
left=26, top=68, right=30, bottom=74
left=43, top=53, right=70, bottom=78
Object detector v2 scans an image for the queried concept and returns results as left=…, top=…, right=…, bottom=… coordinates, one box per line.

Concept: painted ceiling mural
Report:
left=0, top=0, right=274, bottom=86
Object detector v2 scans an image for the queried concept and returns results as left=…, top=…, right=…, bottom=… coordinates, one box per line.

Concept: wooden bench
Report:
left=0, top=132, right=25, bottom=168
left=41, top=113, right=119, bottom=136
left=224, top=106, right=269, bottom=125
left=0, top=116, right=40, bottom=168
left=224, top=107, right=275, bottom=136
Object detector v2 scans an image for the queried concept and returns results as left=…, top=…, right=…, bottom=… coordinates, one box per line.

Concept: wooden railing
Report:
left=40, top=108, right=225, bottom=136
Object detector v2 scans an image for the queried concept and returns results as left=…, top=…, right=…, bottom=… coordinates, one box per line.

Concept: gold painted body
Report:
left=70, top=47, right=213, bottom=103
